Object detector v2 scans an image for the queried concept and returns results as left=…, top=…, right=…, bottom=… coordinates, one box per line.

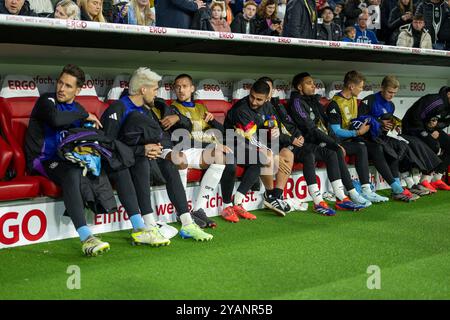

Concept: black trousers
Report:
left=108, top=156, right=152, bottom=216
left=294, top=143, right=341, bottom=186
left=43, top=160, right=87, bottom=230
left=156, top=157, right=190, bottom=215
left=419, top=129, right=450, bottom=174
left=340, top=141, right=370, bottom=185
left=364, top=140, right=399, bottom=185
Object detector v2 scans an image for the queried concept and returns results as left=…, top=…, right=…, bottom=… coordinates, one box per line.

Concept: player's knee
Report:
left=172, top=152, right=188, bottom=169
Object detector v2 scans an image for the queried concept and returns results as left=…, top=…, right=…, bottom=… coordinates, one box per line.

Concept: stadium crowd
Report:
left=0, top=0, right=449, bottom=49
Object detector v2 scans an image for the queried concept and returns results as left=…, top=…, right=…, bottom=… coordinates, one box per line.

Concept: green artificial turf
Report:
left=1, top=190, right=450, bottom=300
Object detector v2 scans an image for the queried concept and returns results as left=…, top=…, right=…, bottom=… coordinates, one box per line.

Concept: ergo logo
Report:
left=0, top=210, right=47, bottom=245
left=410, top=82, right=426, bottom=92
left=203, top=84, right=220, bottom=91
left=149, top=27, right=167, bottom=34
left=66, top=20, right=87, bottom=29
left=219, top=33, right=234, bottom=39
left=82, top=80, right=95, bottom=89
left=8, top=80, right=37, bottom=90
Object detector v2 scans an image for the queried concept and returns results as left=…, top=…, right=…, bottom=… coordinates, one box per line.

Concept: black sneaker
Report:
left=192, top=209, right=217, bottom=228
left=176, top=211, right=207, bottom=229
left=263, top=192, right=291, bottom=217
left=250, top=180, right=261, bottom=191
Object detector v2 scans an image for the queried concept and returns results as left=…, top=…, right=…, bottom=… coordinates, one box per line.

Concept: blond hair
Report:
left=55, top=0, right=80, bottom=20
left=129, top=67, right=162, bottom=95
left=381, top=75, right=400, bottom=90
left=130, top=0, right=153, bottom=26
left=79, top=0, right=106, bottom=22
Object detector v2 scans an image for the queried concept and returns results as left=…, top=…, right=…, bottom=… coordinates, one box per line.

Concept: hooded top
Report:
left=402, top=86, right=450, bottom=136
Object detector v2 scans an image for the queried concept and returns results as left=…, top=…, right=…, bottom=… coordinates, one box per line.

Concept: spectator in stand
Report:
left=366, top=0, right=381, bottom=32
left=230, top=0, right=258, bottom=34
left=112, top=1, right=129, bottom=23
left=127, top=0, right=155, bottom=25
left=277, top=0, right=287, bottom=21
left=317, top=6, right=343, bottom=40
left=29, top=0, right=54, bottom=16
left=192, top=0, right=230, bottom=31
left=102, top=0, right=113, bottom=21
left=54, top=0, right=80, bottom=19
left=230, top=0, right=261, bottom=17
left=256, top=0, right=282, bottom=36
left=80, top=0, right=106, bottom=21
left=333, top=1, right=346, bottom=29
left=416, top=0, right=450, bottom=49
left=209, top=0, right=231, bottom=32
left=155, top=0, right=205, bottom=29
left=342, top=25, right=357, bottom=40
left=388, top=0, right=414, bottom=45
left=379, top=0, right=396, bottom=43
left=438, top=6, right=450, bottom=50
left=0, top=0, right=37, bottom=15
left=397, top=14, right=433, bottom=48
left=343, top=0, right=368, bottom=27
left=282, top=0, right=318, bottom=39
left=355, top=12, right=379, bottom=43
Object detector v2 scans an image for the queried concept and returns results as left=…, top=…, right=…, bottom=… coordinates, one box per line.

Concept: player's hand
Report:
left=292, top=136, right=304, bottom=147
left=358, top=120, right=370, bottom=135
left=215, top=143, right=233, bottom=154
left=160, top=114, right=180, bottom=131
left=381, top=120, right=394, bottom=131
left=431, top=131, right=440, bottom=139
left=144, top=143, right=162, bottom=159
left=204, top=112, right=215, bottom=123
left=271, top=127, right=280, bottom=138
left=86, top=113, right=102, bottom=129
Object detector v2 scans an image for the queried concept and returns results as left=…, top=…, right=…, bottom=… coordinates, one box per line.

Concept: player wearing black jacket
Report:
left=224, top=80, right=294, bottom=217
left=269, top=75, right=366, bottom=215
left=101, top=68, right=213, bottom=242
left=25, top=65, right=110, bottom=256
left=402, top=86, right=450, bottom=191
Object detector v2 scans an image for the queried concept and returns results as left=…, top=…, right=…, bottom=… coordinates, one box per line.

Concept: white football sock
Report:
left=331, top=179, right=346, bottom=201
left=421, top=175, right=431, bottom=183
left=412, top=169, right=421, bottom=185
left=142, top=213, right=157, bottom=228
left=308, top=183, right=324, bottom=205
left=361, top=184, right=372, bottom=194
left=179, top=212, right=193, bottom=226
left=433, top=173, right=443, bottom=182
left=234, top=192, right=246, bottom=206
left=348, top=188, right=359, bottom=199
left=193, top=164, right=225, bottom=211
left=401, top=172, right=414, bottom=189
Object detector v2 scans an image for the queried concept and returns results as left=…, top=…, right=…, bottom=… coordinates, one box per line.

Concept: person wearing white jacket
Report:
left=397, top=14, right=433, bottom=49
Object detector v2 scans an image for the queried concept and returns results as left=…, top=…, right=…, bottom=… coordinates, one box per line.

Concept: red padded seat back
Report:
left=105, top=74, right=130, bottom=105
left=195, top=79, right=231, bottom=125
